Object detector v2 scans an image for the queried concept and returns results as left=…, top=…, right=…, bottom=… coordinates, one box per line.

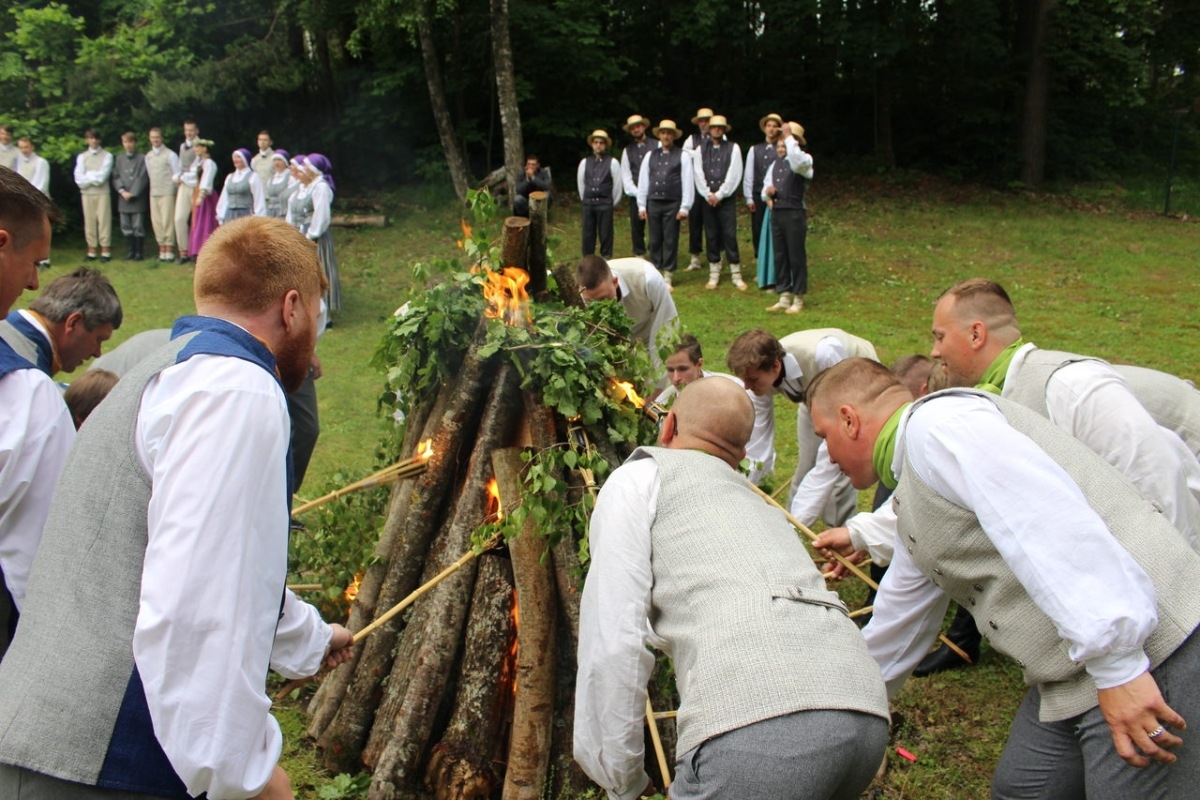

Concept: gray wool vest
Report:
left=894, top=391, right=1200, bottom=722
left=642, top=447, right=889, bottom=754
left=1004, top=348, right=1200, bottom=462
left=608, top=258, right=655, bottom=348
left=779, top=328, right=878, bottom=401
left=0, top=333, right=197, bottom=787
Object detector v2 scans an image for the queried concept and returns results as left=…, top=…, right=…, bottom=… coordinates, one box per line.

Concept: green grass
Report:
left=33, top=175, right=1200, bottom=798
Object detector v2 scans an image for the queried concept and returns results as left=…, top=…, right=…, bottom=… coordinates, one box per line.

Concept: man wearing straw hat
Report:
left=0, top=216, right=353, bottom=799
left=681, top=107, right=713, bottom=271
left=575, top=377, right=889, bottom=800
left=692, top=114, right=746, bottom=291
left=743, top=113, right=784, bottom=282
left=0, top=167, right=69, bottom=664
left=577, top=129, right=622, bottom=259
left=806, top=356, right=1200, bottom=799
left=619, top=114, right=653, bottom=257
left=636, top=120, right=694, bottom=287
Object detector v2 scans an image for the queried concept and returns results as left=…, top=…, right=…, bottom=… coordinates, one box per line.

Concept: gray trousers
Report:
left=0, top=764, right=165, bottom=799
left=992, top=628, right=1200, bottom=800
left=671, top=709, right=888, bottom=800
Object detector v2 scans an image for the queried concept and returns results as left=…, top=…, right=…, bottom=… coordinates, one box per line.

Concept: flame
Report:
left=418, top=439, right=434, bottom=460
left=608, top=378, right=646, bottom=409
left=479, top=267, right=532, bottom=326
left=344, top=572, right=363, bottom=602
left=508, top=591, right=520, bottom=697
left=487, top=477, right=503, bottom=521
left=457, top=218, right=472, bottom=248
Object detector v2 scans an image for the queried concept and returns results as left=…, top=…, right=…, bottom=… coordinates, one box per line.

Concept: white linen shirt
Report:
left=133, top=352, right=331, bottom=799
left=782, top=339, right=853, bottom=525
left=692, top=141, right=744, bottom=202
left=15, top=153, right=50, bottom=195
left=0, top=369, right=74, bottom=610
left=635, top=149, right=695, bottom=215
left=576, top=156, right=624, bottom=206
left=864, top=395, right=1159, bottom=699
left=215, top=169, right=267, bottom=223
left=73, top=148, right=114, bottom=189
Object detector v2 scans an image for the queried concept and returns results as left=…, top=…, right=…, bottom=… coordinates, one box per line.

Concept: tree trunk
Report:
left=493, top=447, right=557, bottom=800
left=417, top=0, right=471, bottom=204
left=318, top=322, right=497, bottom=772
left=527, top=192, right=550, bottom=299
left=490, top=0, right=524, bottom=203
left=1018, top=0, right=1054, bottom=189
left=367, top=365, right=523, bottom=796
left=424, top=552, right=516, bottom=800
left=500, top=216, right=530, bottom=271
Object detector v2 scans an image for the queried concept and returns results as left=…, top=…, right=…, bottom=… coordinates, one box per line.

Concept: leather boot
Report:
left=134, top=236, right=144, bottom=261
left=125, top=238, right=136, bottom=261
left=913, top=603, right=981, bottom=676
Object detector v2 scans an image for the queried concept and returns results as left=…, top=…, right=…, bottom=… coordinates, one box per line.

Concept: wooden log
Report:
left=424, top=551, right=516, bottom=800
left=332, top=213, right=388, bottom=228
left=493, top=446, right=557, bottom=800
left=552, top=262, right=584, bottom=309
left=307, top=389, right=449, bottom=738
left=500, top=216, right=530, bottom=271
left=366, top=364, right=522, bottom=796
left=527, top=191, right=549, bottom=298
left=318, top=320, right=498, bottom=773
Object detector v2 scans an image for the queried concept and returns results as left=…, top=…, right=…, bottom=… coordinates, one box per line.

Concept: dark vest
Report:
left=647, top=148, right=684, bottom=202
left=750, top=142, right=778, bottom=197
left=582, top=155, right=614, bottom=206
left=700, top=139, right=733, bottom=193
left=771, top=157, right=808, bottom=210
left=625, top=139, right=651, bottom=186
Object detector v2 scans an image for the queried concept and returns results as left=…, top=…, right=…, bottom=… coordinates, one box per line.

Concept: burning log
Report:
left=493, top=446, right=557, bottom=800
left=500, top=216, right=530, bottom=273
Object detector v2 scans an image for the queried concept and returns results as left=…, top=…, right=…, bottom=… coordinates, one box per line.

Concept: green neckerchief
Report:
left=871, top=403, right=909, bottom=490
left=975, top=337, right=1025, bottom=395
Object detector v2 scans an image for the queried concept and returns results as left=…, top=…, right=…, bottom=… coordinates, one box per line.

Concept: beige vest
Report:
left=894, top=391, right=1200, bottom=722
left=79, top=150, right=108, bottom=196
left=609, top=258, right=655, bottom=347
left=644, top=447, right=889, bottom=753
left=780, top=328, right=878, bottom=396
left=145, top=148, right=175, bottom=196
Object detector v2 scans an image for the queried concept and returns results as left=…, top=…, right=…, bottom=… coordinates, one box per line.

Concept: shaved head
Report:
left=806, top=358, right=909, bottom=420
left=664, top=377, right=754, bottom=467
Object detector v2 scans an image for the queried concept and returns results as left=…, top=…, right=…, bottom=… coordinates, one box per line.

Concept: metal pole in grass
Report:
left=1163, top=110, right=1183, bottom=216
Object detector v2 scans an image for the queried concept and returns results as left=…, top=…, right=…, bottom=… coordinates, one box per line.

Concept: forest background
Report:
left=2, top=0, right=1199, bottom=207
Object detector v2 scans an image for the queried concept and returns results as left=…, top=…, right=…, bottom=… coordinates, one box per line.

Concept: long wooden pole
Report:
left=746, top=481, right=973, bottom=665
left=293, top=458, right=428, bottom=516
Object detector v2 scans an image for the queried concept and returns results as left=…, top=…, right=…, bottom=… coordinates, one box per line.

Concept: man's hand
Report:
left=707, top=193, right=719, bottom=207
left=675, top=210, right=688, bottom=220
left=1097, top=671, right=1186, bottom=767
left=324, top=624, right=355, bottom=669
left=813, top=526, right=855, bottom=558
left=746, top=200, right=756, bottom=213
left=639, top=210, right=648, bottom=220
left=250, top=766, right=294, bottom=800
left=309, top=354, right=323, bottom=380
left=765, top=184, right=777, bottom=198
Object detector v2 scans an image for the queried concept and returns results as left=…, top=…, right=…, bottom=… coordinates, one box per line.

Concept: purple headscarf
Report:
left=232, top=148, right=253, bottom=170
left=271, top=148, right=290, bottom=165
left=304, top=152, right=336, bottom=195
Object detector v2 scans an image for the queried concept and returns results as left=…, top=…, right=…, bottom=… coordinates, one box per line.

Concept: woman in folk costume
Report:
left=264, top=149, right=296, bottom=219
left=287, top=153, right=342, bottom=315
left=187, top=139, right=220, bottom=258
left=216, top=148, right=266, bottom=224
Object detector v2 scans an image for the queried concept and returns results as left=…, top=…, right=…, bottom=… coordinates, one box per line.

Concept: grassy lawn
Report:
left=33, top=174, right=1199, bottom=798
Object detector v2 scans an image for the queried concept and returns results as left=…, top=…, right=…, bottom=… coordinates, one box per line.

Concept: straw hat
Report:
left=691, top=107, right=714, bottom=125
left=787, top=122, right=807, bottom=146
left=587, top=129, right=611, bottom=146
left=193, top=138, right=214, bottom=148
left=759, top=113, right=783, bottom=132
left=707, top=115, right=731, bottom=133
left=622, top=114, right=650, bottom=133
left=651, top=120, right=682, bottom=139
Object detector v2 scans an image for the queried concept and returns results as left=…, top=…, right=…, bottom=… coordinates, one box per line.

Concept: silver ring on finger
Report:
left=1148, top=725, right=1166, bottom=740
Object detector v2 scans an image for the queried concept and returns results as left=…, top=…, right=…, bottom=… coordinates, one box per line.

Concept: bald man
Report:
left=807, top=357, right=1200, bottom=799
left=575, top=377, right=889, bottom=800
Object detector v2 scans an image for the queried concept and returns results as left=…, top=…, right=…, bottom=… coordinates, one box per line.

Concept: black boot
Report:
left=913, top=603, right=981, bottom=677
left=135, top=236, right=145, bottom=261
left=125, top=238, right=136, bottom=261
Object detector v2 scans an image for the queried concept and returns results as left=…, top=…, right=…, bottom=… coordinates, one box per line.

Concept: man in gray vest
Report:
left=172, top=119, right=199, bottom=263
left=0, top=266, right=121, bottom=377
left=0, top=167, right=70, bottom=663
left=808, top=356, right=1200, bottom=799
left=681, top=107, right=712, bottom=272
left=619, top=114, right=652, bottom=256
left=145, top=126, right=181, bottom=262
left=743, top=113, right=784, bottom=273
left=575, top=254, right=678, bottom=380
left=73, top=128, right=113, bottom=263
left=636, top=120, right=694, bottom=288
left=575, top=377, right=890, bottom=800
left=693, top=115, right=746, bottom=291
left=112, top=131, right=149, bottom=261
left=727, top=327, right=876, bottom=528
left=0, top=217, right=353, bottom=798
left=576, top=129, right=622, bottom=259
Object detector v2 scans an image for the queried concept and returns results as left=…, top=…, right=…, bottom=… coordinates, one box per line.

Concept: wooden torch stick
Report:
left=292, top=459, right=427, bottom=516
left=745, top=481, right=974, bottom=665
left=646, top=696, right=671, bottom=789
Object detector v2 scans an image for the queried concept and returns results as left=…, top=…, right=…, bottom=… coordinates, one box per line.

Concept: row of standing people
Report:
left=2, top=122, right=341, bottom=316
left=574, top=108, right=812, bottom=312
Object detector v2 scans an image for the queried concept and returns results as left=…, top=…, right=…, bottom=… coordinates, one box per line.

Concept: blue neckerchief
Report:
left=5, top=312, right=52, bottom=375
left=0, top=336, right=37, bottom=380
